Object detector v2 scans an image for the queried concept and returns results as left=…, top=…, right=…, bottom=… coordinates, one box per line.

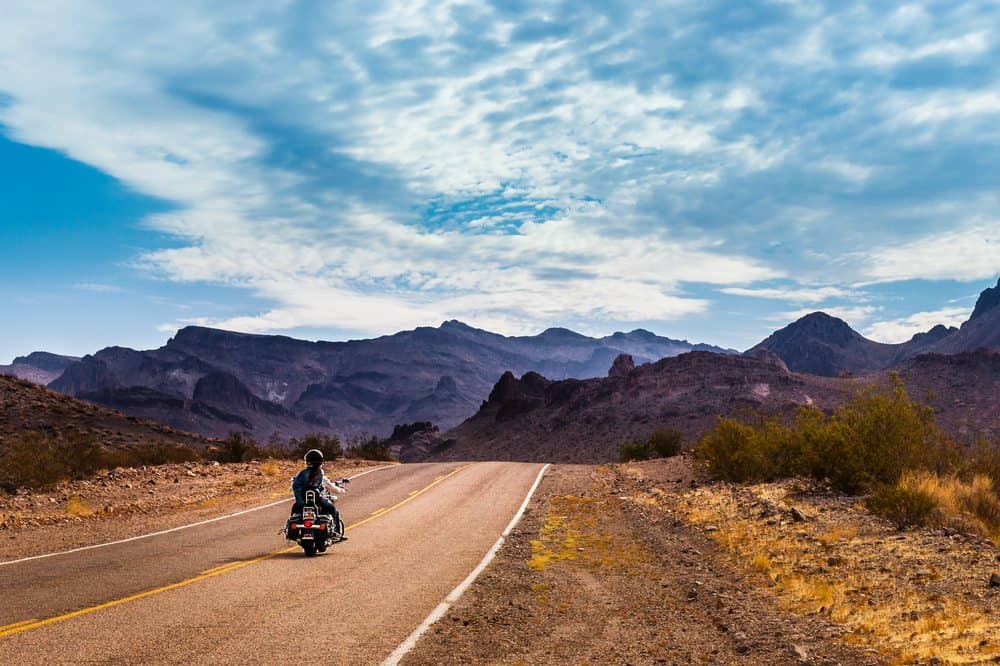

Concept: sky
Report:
left=1, top=0, right=998, bottom=363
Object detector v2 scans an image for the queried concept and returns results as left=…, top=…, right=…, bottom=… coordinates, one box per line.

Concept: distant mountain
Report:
left=46, top=321, right=733, bottom=441
left=746, top=312, right=955, bottom=377
left=0, top=351, right=80, bottom=385
left=426, top=348, right=1000, bottom=464
left=927, top=277, right=1000, bottom=355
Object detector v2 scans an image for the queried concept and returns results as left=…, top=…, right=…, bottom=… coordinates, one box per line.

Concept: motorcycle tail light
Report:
left=304, top=520, right=313, bottom=528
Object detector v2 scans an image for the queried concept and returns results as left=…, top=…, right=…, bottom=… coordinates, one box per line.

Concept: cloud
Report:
left=864, top=306, right=971, bottom=344
left=73, top=282, right=125, bottom=293
left=0, top=1, right=997, bottom=338
left=863, top=221, right=1000, bottom=283
left=721, top=285, right=858, bottom=304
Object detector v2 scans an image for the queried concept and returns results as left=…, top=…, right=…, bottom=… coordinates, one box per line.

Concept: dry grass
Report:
left=258, top=460, right=280, bottom=476
left=898, top=471, right=1000, bottom=542
left=527, top=495, right=651, bottom=572
left=64, top=495, right=95, bottom=517
left=678, top=482, right=1000, bottom=664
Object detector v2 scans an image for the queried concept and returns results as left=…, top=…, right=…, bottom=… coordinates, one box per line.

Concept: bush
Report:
left=866, top=483, right=938, bottom=529
left=694, top=377, right=955, bottom=492
left=211, top=432, right=260, bottom=463
left=289, top=433, right=343, bottom=462
left=619, top=428, right=684, bottom=462
left=345, top=435, right=395, bottom=461
left=649, top=428, right=683, bottom=458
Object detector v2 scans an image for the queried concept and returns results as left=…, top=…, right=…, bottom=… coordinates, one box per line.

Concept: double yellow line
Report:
left=0, top=464, right=470, bottom=640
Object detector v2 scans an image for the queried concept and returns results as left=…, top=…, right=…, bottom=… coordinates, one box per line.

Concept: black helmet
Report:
left=304, top=449, right=324, bottom=465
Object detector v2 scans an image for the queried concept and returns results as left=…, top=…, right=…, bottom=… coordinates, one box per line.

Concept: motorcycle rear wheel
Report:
left=303, top=541, right=317, bottom=557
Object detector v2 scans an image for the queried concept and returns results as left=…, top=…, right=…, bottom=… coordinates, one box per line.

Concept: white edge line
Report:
left=380, top=462, right=551, bottom=666
left=0, top=464, right=395, bottom=566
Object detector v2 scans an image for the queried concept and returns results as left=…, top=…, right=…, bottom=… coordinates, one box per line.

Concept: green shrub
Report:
left=0, top=432, right=66, bottom=492
left=649, top=428, right=683, bottom=458
left=866, top=484, right=938, bottom=529
left=289, top=433, right=344, bottom=461
left=345, top=435, right=395, bottom=461
left=694, top=376, right=956, bottom=493
left=619, top=440, right=650, bottom=462
left=212, top=432, right=260, bottom=463
left=619, top=428, right=684, bottom=462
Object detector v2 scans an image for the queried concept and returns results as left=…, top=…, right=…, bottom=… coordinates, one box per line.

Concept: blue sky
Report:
left=1, top=1, right=998, bottom=363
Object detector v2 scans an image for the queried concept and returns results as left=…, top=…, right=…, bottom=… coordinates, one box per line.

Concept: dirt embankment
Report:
left=0, top=458, right=384, bottom=560
left=404, top=456, right=1000, bottom=665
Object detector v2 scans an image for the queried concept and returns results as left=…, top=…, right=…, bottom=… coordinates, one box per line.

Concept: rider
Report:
left=291, top=449, right=347, bottom=541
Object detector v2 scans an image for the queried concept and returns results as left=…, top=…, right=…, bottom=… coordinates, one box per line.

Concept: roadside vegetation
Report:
left=693, top=376, right=1000, bottom=541
left=619, top=428, right=683, bottom=462
left=0, top=429, right=397, bottom=492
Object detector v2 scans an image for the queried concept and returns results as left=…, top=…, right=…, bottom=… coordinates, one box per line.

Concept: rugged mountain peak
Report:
left=907, top=324, right=957, bottom=345
left=970, top=277, right=1000, bottom=320
left=10, top=351, right=80, bottom=371
left=608, top=354, right=635, bottom=378
left=537, top=327, right=590, bottom=342
left=783, top=311, right=861, bottom=346
left=745, top=348, right=790, bottom=374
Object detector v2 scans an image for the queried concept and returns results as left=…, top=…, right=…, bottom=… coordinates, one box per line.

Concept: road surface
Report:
left=0, top=461, right=545, bottom=665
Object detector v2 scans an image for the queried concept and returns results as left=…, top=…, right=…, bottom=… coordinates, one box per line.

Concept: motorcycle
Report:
left=284, top=478, right=349, bottom=556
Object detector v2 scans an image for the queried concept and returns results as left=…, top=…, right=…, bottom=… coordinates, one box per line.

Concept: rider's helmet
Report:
left=304, top=449, right=324, bottom=466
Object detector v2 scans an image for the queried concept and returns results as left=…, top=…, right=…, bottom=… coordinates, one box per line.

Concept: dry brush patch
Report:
left=676, top=480, right=1000, bottom=664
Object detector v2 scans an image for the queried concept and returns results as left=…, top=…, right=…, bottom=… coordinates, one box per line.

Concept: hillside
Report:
left=433, top=349, right=1000, bottom=463
left=0, top=374, right=212, bottom=451
left=46, top=321, right=733, bottom=441
left=436, top=351, right=850, bottom=463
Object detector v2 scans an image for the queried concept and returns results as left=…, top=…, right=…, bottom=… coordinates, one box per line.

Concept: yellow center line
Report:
left=0, top=463, right=472, bottom=640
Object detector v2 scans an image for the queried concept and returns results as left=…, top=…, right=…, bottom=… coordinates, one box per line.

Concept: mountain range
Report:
left=29, top=322, right=733, bottom=441
left=4, top=277, right=997, bottom=450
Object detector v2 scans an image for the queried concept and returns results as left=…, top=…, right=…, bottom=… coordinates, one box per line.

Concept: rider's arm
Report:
left=291, top=470, right=306, bottom=504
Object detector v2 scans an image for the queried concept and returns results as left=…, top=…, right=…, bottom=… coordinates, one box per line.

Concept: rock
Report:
left=686, top=588, right=698, bottom=601
left=791, top=644, right=809, bottom=662
left=914, top=569, right=932, bottom=578
left=790, top=507, right=808, bottom=522
left=989, top=573, right=1000, bottom=588
left=608, top=354, right=635, bottom=378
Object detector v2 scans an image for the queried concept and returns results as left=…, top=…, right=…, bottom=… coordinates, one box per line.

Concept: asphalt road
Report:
left=0, top=461, right=545, bottom=665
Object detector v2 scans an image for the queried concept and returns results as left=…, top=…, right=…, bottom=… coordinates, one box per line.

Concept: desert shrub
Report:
left=695, top=377, right=955, bottom=492
left=619, top=428, right=684, bottom=462
left=866, top=483, right=939, bottom=529
left=649, top=428, right=683, bottom=458
left=694, top=418, right=778, bottom=482
left=289, top=433, right=343, bottom=462
left=0, top=432, right=67, bottom=492
left=894, top=471, right=1000, bottom=540
left=345, top=435, right=395, bottom=461
left=212, top=432, right=260, bottom=463
left=619, top=440, right=650, bottom=462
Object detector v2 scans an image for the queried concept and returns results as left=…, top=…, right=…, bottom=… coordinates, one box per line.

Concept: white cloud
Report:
left=722, top=285, right=858, bottom=303
left=864, top=306, right=970, bottom=343
left=858, top=31, right=990, bottom=68
left=73, top=282, right=125, bottom=293
left=863, top=221, right=1000, bottom=283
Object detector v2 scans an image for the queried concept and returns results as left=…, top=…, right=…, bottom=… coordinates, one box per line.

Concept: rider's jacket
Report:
left=291, top=467, right=340, bottom=505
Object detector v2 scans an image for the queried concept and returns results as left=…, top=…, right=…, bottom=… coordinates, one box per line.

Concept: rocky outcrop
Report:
left=608, top=354, right=635, bottom=378
left=0, top=351, right=81, bottom=385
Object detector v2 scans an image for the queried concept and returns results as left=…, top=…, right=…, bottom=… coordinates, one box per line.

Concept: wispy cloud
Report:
left=0, top=1, right=996, bottom=339
left=864, top=306, right=971, bottom=344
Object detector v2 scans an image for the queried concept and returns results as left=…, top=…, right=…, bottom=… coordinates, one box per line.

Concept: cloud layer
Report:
left=1, top=1, right=997, bottom=340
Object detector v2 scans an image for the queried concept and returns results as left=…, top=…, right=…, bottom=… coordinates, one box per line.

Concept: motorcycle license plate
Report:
left=300, top=532, right=314, bottom=540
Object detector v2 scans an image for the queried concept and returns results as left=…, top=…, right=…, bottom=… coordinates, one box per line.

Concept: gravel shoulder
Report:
left=0, top=458, right=386, bottom=560
left=402, top=457, right=891, bottom=665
